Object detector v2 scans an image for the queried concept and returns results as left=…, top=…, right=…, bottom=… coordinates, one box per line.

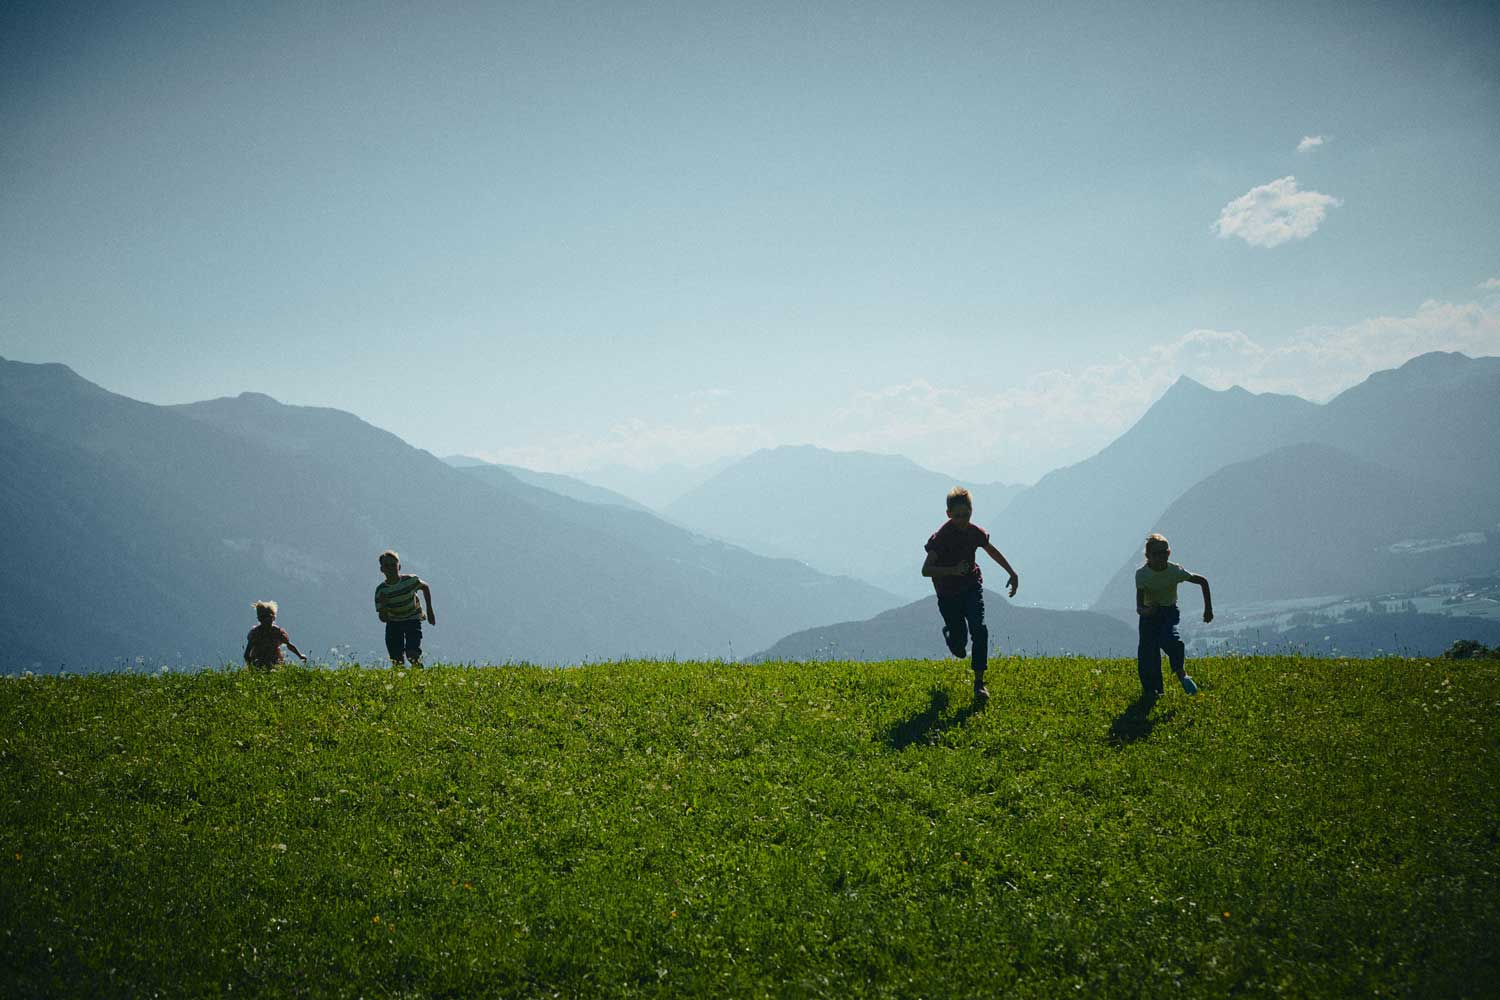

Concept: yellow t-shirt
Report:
left=1135, top=562, right=1194, bottom=609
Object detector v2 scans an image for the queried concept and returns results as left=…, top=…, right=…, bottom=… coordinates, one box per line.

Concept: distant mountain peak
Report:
left=1399, top=350, right=1473, bottom=371
left=234, top=391, right=283, bottom=406
left=1169, top=374, right=1208, bottom=392
left=1335, top=350, right=1500, bottom=401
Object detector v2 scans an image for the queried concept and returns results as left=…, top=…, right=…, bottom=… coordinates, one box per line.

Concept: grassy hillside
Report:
left=3, top=657, right=1498, bottom=998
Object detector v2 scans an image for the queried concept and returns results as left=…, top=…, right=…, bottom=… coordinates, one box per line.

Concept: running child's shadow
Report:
left=1107, top=693, right=1176, bottom=749
left=883, top=686, right=987, bottom=750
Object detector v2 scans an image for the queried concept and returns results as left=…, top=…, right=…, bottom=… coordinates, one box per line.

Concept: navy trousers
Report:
left=1137, top=606, right=1184, bottom=694
left=937, top=585, right=988, bottom=676
left=385, top=619, right=423, bottom=661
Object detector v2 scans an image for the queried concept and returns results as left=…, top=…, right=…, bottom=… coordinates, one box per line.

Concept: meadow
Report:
left=2, top=656, right=1497, bottom=998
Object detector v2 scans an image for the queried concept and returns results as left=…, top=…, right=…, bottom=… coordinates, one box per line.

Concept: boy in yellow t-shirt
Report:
left=1135, top=533, right=1212, bottom=697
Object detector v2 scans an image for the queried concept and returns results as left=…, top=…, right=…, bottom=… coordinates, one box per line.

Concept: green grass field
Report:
left=2, top=657, right=1498, bottom=998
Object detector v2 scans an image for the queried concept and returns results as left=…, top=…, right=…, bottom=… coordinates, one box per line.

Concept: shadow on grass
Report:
left=883, top=685, right=987, bottom=750
left=1107, top=692, right=1176, bottom=749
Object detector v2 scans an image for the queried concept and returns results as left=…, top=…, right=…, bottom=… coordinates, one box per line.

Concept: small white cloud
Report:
left=1478, top=277, right=1500, bottom=290
left=1296, top=135, right=1326, bottom=153
left=1213, top=176, right=1341, bottom=248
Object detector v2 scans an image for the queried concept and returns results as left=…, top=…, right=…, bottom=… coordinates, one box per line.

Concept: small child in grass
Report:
left=921, top=486, right=1020, bottom=701
left=243, top=601, right=306, bottom=670
left=1135, top=533, right=1212, bottom=697
left=375, top=550, right=436, bottom=666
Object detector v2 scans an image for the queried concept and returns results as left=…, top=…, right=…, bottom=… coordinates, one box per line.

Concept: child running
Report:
left=922, top=487, right=1020, bottom=701
left=1135, top=533, right=1212, bottom=697
left=375, top=550, right=436, bottom=666
left=243, top=600, right=306, bottom=670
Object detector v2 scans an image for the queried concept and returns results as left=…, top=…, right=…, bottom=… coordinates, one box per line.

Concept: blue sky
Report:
left=3, top=0, right=1498, bottom=484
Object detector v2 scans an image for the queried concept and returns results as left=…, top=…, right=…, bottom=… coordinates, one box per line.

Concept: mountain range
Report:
left=0, top=359, right=894, bottom=671
left=664, top=445, right=1021, bottom=598
left=5, top=350, right=1497, bottom=671
left=999, top=352, right=1500, bottom=608
left=750, top=591, right=1134, bottom=661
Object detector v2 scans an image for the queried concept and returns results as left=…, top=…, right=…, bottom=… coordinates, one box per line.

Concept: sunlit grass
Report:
left=2, top=656, right=1497, bottom=997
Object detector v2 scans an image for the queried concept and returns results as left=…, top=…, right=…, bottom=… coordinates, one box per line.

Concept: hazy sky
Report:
left=4, top=0, right=1499, bottom=484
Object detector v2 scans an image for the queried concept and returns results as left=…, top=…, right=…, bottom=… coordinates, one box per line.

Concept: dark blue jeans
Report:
left=385, top=619, right=423, bottom=662
left=1137, top=606, right=1184, bottom=694
left=937, top=586, right=988, bottom=676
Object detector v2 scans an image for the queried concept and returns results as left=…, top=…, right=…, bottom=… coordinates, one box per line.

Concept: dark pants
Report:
left=937, top=586, right=988, bottom=676
left=1137, top=606, right=1184, bottom=694
left=385, top=619, right=423, bottom=662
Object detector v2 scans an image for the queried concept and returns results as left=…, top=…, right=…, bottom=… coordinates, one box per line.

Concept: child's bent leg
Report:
left=1162, top=608, right=1186, bottom=677
left=965, top=587, right=988, bottom=677
left=937, top=594, right=969, bottom=656
left=384, top=623, right=405, bottom=665
left=406, top=621, right=424, bottom=666
left=1137, top=613, right=1164, bottom=695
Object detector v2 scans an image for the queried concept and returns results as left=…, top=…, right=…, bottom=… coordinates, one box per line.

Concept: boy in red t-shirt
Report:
left=921, top=487, right=1019, bottom=700
left=243, top=600, right=306, bottom=671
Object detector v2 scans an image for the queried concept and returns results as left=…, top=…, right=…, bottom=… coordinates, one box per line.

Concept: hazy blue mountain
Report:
left=995, top=352, right=1500, bottom=608
left=665, top=445, right=1023, bottom=599
left=0, top=414, right=254, bottom=671
left=1092, top=442, right=1495, bottom=612
left=577, top=457, right=743, bottom=511
left=750, top=589, right=1135, bottom=661
left=443, top=457, right=655, bottom=514
left=1314, top=352, right=1500, bottom=502
left=989, top=378, right=1318, bottom=607
left=0, top=358, right=896, bottom=671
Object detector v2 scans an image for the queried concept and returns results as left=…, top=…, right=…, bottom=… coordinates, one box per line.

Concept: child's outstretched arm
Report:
left=981, top=543, right=1020, bottom=597
left=1188, top=574, right=1214, bottom=622
left=284, top=638, right=307, bottom=662
left=420, top=582, right=437, bottom=625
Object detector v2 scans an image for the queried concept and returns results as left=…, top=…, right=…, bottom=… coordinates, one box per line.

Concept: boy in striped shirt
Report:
left=375, top=550, right=436, bottom=666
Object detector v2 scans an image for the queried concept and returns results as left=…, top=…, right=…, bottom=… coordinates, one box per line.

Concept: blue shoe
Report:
left=1179, top=674, right=1199, bottom=695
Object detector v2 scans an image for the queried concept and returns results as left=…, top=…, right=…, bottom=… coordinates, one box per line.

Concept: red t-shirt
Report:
left=925, top=520, right=989, bottom=596
left=245, top=623, right=290, bottom=668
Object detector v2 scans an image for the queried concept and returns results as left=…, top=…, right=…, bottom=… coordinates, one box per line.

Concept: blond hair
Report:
left=1144, top=533, right=1170, bottom=555
left=379, top=549, right=400, bottom=567
left=946, top=486, right=973, bottom=511
left=252, top=600, right=278, bottom=621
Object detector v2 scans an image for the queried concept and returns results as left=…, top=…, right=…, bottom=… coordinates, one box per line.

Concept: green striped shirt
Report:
left=375, top=574, right=425, bottom=621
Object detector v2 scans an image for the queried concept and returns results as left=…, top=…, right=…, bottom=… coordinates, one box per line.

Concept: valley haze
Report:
left=2, top=351, right=1496, bottom=672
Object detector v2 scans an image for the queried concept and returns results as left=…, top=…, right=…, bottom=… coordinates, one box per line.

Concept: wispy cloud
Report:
left=1213, top=176, right=1341, bottom=248
left=822, top=299, right=1500, bottom=481
left=1479, top=277, right=1500, bottom=290
left=1296, top=135, right=1327, bottom=153
left=473, top=299, right=1500, bottom=484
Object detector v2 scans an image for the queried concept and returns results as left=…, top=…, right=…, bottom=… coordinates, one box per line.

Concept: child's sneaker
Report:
left=1179, top=674, right=1199, bottom=695
left=942, top=625, right=966, bottom=658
